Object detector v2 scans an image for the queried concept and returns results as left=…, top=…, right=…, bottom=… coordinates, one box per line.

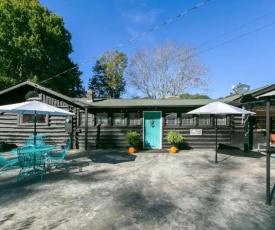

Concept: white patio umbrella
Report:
left=187, top=101, right=255, bottom=163
left=0, top=100, right=74, bottom=144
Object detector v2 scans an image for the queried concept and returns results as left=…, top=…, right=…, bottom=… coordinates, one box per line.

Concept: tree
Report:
left=126, top=41, right=212, bottom=99
left=179, top=93, right=210, bottom=99
left=88, top=50, right=127, bottom=98
left=0, top=0, right=85, bottom=97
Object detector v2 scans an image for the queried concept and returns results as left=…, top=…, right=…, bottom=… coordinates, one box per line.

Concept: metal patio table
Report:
left=11, top=145, right=55, bottom=182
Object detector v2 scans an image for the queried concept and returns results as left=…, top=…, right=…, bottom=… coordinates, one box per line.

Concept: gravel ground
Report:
left=0, top=149, right=275, bottom=230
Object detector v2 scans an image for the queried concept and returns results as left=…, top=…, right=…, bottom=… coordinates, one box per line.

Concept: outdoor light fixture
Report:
left=232, top=83, right=250, bottom=95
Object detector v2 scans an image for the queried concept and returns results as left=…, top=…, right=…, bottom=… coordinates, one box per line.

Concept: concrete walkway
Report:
left=0, top=149, right=275, bottom=229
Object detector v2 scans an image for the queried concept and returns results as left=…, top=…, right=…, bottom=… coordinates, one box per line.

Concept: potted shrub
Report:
left=166, top=130, right=184, bottom=153
left=125, top=130, right=141, bottom=154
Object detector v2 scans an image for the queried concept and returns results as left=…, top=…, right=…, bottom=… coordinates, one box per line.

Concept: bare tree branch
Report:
left=126, top=41, right=212, bottom=98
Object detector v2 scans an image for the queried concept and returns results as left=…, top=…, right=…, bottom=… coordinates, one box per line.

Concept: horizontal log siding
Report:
left=0, top=114, right=71, bottom=147
left=77, top=109, right=235, bottom=150
left=77, top=126, right=142, bottom=149
left=0, top=92, right=79, bottom=148
left=77, top=125, right=232, bottom=150
left=163, top=126, right=231, bottom=149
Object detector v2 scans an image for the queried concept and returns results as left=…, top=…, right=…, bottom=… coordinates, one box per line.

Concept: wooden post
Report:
left=215, top=115, right=218, bottom=163
left=85, top=107, right=88, bottom=151
left=265, top=98, right=271, bottom=205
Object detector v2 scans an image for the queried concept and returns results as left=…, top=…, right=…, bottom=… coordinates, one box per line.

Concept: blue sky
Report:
left=39, top=0, right=275, bottom=98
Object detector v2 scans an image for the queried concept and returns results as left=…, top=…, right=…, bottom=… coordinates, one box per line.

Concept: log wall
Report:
left=0, top=91, right=80, bottom=148
left=76, top=109, right=235, bottom=150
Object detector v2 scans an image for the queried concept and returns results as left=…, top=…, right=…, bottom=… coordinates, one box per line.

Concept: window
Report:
left=129, top=113, right=140, bottom=125
left=182, top=114, right=193, bottom=126
left=96, top=113, right=108, bottom=125
left=166, top=113, right=177, bottom=125
left=113, top=113, right=125, bottom=125
left=256, top=116, right=266, bottom=130
left=217, top=115, right=226, bottom=126
left=79, top=112, right=94, bottom=126
left=20, top=114, right=48, bottom=125
left=199, top=114, right=210, bottom=126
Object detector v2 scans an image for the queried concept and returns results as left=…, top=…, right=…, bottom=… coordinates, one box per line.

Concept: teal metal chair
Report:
left=47, top=139, right=71, bottom=171
left=25, top=134, right=46, bottom=146
left=0, top=154, right=19, bottom=174
left=16, top=146, right=46, bottom=183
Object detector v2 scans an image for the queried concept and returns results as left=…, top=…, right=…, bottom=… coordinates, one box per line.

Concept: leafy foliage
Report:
left=125, top=130, right=141, bottom=148
left=88, top=50, right=127, bottom=98
left=166, top=131, right=184, bottom=145
left=179, top=93, right=210, bottom=99
left=0, top=0, right=85, bottom=97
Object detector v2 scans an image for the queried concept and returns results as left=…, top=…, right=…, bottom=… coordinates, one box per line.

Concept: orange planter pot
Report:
left=128, top=147, right=136, bottom=154
left=170, top=146, right=178, bottom=154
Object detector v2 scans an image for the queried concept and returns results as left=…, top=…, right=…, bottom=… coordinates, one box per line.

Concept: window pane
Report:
left=79, top=112, right=94, bottom=126
left=166, top=113, right=177, bottom=125
left=113, top=113, right=125, bottom=125
left=199, top=115, right=210, bottom=126
left=97, top=113, right=108, bottom=125
left=182, top=114, right=193, bottom=125
left=129, top=113, right=140, bottom=125
left=217, top=115, right=226, bottom=126
left=22, top=114, right=47, bottom=124
left=256, top=116, right=266, bottom=130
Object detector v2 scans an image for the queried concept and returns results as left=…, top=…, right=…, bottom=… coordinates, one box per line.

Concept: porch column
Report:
left=265, top=97, right=271, bottom=205
left=85, top=107, right=88, bottom=151
left=242, top=104, right=249, bottom=152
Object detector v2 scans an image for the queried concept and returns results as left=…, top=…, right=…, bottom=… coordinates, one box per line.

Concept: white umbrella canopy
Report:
left=187, top=101, right=255, bottom=115
left=0, top=100, right=74, bottom=144
left=0, top=100, right=74, bottom=115
left=187, top=101, right=255, bottom=163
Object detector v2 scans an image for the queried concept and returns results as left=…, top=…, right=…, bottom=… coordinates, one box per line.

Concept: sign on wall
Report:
left=190, top=129, right=202, bottom=135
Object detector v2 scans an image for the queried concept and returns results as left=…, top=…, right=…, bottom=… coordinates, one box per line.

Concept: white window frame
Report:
left=166, top=113, right=177, bottom=125
left=113, top=113, right=125, bottom=126
left=96, top=113, right=108, bottom=126
left=19, top=114, right=49, bottom=126
left=217, top=115, right=227, bottom=126
left=79, top=112, right=94, bottom=127
left=129, top=113, right=140, bottom=125
left=199, top=114, right=210, bottom=126
left=182, top=114, right=194, bottom=126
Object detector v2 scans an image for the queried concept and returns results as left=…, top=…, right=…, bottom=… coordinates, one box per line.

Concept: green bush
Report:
left=166, top=131, right=184, bottom=145
left=125, top=131, right=141, bottom=148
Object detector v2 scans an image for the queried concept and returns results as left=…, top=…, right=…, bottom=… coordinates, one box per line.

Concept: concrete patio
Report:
left=0, top=149, right=275, bottom=229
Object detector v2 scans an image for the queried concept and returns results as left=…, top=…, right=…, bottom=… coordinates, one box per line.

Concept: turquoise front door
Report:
left=144, top=111, right=162, bottom=149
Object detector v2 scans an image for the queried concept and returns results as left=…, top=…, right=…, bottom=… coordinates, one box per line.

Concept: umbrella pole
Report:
left=33, top=111, right=37, bottom=171
left=34, top=111, right=37, bottom=145
left=215, top=115, right=218, bottom=163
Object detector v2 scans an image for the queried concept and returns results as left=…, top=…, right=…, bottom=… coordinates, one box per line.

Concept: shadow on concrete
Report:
left=138, top=149, right=168, bottom=153
left=218, top=148, right=265, bottom=158
left=0, top=213, right=15, bottom=226
left=65, top=150, right=94, bottom=161
left=89, top=153, right=137, bottom=164
left=271, top=184, right=275, bottom=204
left=113, top=189, right=177, bottom=226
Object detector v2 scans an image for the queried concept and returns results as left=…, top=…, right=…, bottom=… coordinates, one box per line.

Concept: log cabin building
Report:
left=0, top=81, right=274, bottom=151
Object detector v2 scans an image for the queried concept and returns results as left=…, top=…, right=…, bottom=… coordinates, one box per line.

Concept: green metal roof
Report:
left=75, top=98, right=216, bottom=108
left=219, top=84, right=275, bottom=103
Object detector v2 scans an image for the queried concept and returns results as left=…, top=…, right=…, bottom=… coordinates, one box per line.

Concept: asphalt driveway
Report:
left=0, top=149, right=275, bottom=230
